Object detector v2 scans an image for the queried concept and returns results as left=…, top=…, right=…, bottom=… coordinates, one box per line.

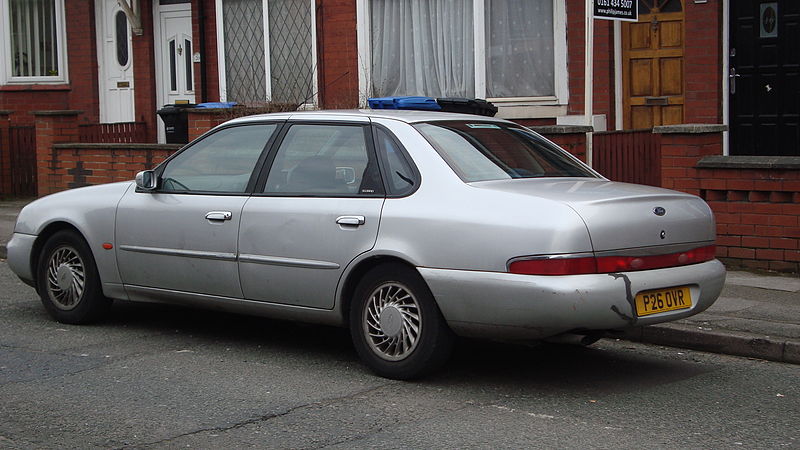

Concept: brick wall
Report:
left=699, top=166, right=800, bottom=273
left=529, top=126, right=590, bottom=163
left=683, top=0, right=723, bottom=123
left=657, top=131, right=723, bottom=193
left=187, top=110, right=229, bottom=142
left=317, top=0, right=360, bottom=108
left=132, top=0, right=158, bottom=142
left=47, top=144, right=178, bottom=192
left=32, top=110, right=176, bottom=196
left=651, top=126, right=798, bottom=273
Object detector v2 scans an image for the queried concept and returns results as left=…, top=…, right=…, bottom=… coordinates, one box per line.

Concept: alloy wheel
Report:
left=363, top=282, right=422, bottom=361
left=45, top=245, right=86, bottom=311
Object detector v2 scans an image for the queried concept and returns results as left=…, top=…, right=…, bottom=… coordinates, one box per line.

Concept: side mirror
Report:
left=135, top=170, right=158, bottom=191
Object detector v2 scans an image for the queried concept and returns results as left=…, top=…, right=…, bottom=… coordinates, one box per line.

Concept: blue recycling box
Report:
left=368, top=96, right=441, bottom=111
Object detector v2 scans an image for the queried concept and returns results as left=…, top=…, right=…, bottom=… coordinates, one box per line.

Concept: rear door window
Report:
left=263, top=124, right=384, bottom=196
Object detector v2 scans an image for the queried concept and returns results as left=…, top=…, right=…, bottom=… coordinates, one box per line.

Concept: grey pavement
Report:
left=1, top=199, right=798, bottom=364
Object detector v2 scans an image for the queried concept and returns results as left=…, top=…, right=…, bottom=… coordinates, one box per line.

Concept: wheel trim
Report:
left=363, top=282, right=422, bottom=361
left=46, top=246, right=86, bottom=311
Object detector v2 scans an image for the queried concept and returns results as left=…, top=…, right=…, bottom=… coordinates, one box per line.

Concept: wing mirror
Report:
left=135, top=170, right=158, bottom=191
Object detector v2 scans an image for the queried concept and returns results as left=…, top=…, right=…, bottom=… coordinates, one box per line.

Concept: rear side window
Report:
left=374, top=127, right=417, bottom=196
left=414, top=121, right=596, bottom=182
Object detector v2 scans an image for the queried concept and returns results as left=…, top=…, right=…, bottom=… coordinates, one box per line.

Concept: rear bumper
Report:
left=6, top=232, right=37, bottom=287
left=419, top=259, right=726, bottom=340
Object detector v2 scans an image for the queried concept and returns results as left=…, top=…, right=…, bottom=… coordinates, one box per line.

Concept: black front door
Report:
left=729, top=1, right=799, bottom=156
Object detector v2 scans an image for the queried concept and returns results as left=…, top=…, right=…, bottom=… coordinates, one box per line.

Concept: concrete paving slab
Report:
left=726, top=271, right=800, bottom=292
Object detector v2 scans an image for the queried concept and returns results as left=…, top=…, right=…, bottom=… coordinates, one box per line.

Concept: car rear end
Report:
left=409, top=118, right=726, bottom=340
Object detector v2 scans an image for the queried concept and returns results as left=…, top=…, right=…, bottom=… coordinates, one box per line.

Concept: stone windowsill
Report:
left=697, top=155, right=800, bottom=170
left=0, top=84, right=71, bottom=92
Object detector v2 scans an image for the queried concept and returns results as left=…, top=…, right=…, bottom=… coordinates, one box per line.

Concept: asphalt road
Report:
left=1, top=261, right=798, bottom=449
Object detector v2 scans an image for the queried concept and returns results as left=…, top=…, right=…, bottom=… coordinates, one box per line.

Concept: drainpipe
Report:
left=198, top=0, right=208, bottom=102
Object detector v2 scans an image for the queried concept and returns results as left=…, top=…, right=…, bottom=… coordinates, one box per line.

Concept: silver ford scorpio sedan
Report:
left=7, top=110, right=726, bottom=379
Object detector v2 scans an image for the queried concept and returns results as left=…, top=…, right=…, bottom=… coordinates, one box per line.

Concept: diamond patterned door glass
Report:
left=223, top=0, right=266, bottom=103
left=268, top=0, right=314, bottom=104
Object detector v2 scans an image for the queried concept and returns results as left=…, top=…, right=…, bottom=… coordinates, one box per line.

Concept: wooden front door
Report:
left=622, top=0, right=685, bottom=129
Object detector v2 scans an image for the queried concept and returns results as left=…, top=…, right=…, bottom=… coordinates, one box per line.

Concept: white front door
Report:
left=155, top=4, right=195, bottom=142
left=96, top=0, right=135, bottom=123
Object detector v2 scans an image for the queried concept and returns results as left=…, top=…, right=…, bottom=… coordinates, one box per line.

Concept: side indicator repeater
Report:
left=102, top=243, right=113, bottom=250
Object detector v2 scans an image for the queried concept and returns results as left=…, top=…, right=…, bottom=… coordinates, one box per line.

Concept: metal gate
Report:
left=7, top=126, right=37, bottom=197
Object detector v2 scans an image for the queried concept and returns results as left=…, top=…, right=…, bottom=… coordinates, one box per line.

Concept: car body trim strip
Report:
left=238, top=254, right=341, bottom=270
left=118, top=245, right=237, bottom=261
left=122, top=285, right=344, bottom=326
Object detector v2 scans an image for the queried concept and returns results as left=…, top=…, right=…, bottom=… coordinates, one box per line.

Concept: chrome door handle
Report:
left=336, top=215, right=365, bottom=226
left=205, top=211, right=232, bottom=221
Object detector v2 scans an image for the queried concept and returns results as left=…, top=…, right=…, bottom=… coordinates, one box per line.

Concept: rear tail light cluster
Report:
left=508, top=245, right=716, bottom=276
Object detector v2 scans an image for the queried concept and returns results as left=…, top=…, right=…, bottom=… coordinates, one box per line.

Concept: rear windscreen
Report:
left=414, top=121, right=597, bottom=182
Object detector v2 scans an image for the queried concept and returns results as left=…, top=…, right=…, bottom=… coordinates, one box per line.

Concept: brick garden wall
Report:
left=698, top=163, right=800, bottom=273
left=43, top=144, right=177, bottom=195
left=32, top=111, right=178, bottom=196
left=651, top=126, right=799, bottom=273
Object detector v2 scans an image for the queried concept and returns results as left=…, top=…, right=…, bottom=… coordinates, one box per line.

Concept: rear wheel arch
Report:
left=339, top=255, right=422, bottom=322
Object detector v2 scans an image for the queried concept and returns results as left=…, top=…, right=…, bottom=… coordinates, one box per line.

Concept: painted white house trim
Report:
left=614, top=20, right=623, bottom=130
left=215, top=0, right=227, bottom=102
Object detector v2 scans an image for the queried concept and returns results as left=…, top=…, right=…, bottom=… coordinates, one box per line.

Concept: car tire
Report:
left=36, top=230, right=112, bottom=324
left=350, top=263, right=455, bottom=380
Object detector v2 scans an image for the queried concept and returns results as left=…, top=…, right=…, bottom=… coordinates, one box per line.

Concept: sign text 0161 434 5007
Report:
left=593, top=0, right=638, bottom=22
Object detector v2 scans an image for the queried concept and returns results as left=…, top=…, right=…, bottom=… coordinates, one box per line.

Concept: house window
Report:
left=361, top=0, right=566, bottom=104
left=218, top=0, right=317, bottom=106
left=1, top=0, right=68, bottom=84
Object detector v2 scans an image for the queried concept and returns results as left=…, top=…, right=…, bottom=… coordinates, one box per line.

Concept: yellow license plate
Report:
left=635, top=286, right=692, bottom=316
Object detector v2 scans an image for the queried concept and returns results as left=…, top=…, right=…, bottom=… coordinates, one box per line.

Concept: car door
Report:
left=238, top=118, right=385, bottom=309
left=116, top=123, right=279, bottom=297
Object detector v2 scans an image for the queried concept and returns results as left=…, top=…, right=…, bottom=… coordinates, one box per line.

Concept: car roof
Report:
left=225, top=109, right=514, bottom=126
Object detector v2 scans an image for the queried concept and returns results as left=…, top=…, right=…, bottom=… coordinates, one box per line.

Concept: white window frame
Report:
left=0, top=0, right=69, bottom=85
left=356, top=0, right=568, bottom=117
left=215, top=0, right=318, bottom=106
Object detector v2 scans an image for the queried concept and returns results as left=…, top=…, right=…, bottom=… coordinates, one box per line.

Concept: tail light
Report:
left=509, top=245, right=716, bottom=276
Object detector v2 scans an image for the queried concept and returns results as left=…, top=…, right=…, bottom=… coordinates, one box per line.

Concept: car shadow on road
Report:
left=100, top=300, right=712, bottom=392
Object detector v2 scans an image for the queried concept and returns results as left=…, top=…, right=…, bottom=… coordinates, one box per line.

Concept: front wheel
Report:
left=350, top=263, right=454, bottom=379
left=36, top=230, right=112, bottom=324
